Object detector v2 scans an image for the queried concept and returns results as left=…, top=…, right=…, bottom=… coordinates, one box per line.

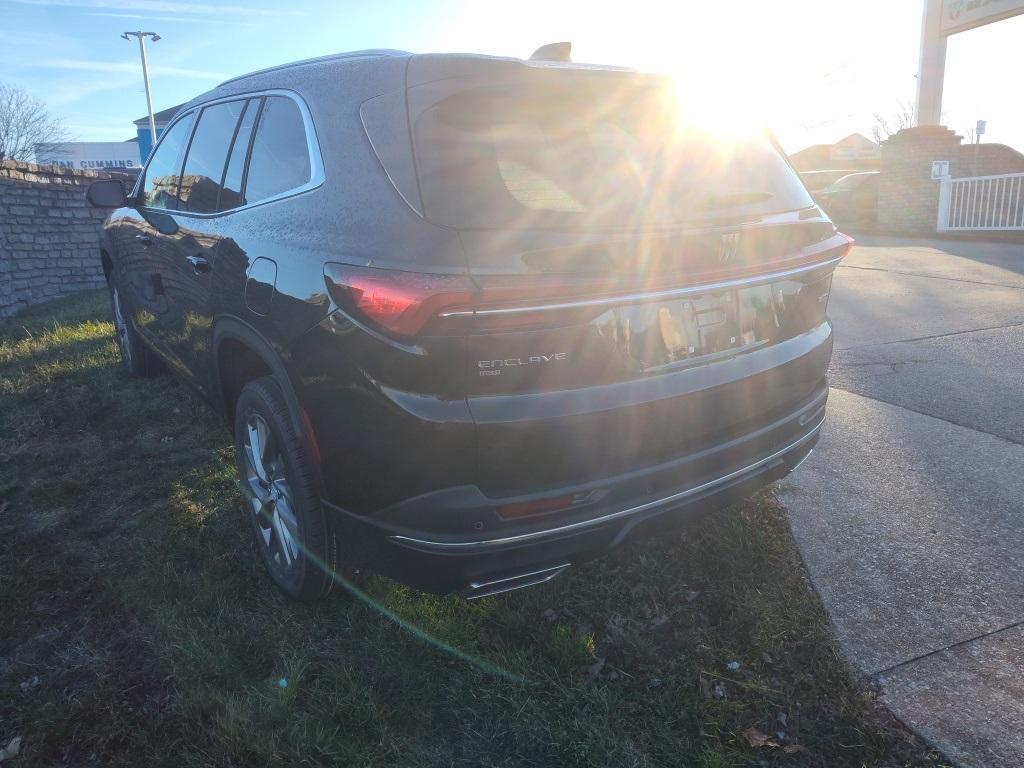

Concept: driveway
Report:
left=778, top=235, right=1024, bottom=766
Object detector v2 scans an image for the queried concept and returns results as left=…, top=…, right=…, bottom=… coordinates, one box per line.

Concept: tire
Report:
left=233, top=376, right=337, bottom=601
left=108, top=279, right=162, bottom=378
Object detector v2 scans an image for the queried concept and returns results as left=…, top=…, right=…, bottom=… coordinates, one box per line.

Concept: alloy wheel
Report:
left=243, top=414, right=301, bottom=572
left=111, top=287, right=131, bottom=364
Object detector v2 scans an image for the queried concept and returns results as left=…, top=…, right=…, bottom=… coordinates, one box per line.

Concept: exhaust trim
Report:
left=463, top=563, right=571, bottom=599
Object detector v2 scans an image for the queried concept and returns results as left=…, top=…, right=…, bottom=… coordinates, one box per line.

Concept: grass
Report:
left=0, top=290, right=948, bottom=767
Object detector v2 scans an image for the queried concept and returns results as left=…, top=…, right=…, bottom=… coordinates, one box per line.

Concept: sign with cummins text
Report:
left=34, top=142, right=141, bottom=170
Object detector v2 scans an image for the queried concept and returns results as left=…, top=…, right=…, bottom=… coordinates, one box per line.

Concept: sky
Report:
left=1, top=0, right=1022, bottom=155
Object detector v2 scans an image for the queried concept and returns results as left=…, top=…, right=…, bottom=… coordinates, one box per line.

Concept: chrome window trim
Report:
left=440, top=253, right=844, bottom=319
left=135, top=88, right=325, bottom=219
left=131, top=108, right=197, bottom=201
left=389, top=417, right=823, bottom=553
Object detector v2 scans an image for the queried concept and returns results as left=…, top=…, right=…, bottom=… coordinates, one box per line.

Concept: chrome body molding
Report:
left=440, top=255, right=844, bottom=319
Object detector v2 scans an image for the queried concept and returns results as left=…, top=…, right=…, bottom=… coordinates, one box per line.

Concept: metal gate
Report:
left=937, top=172, right=1024, bottom=232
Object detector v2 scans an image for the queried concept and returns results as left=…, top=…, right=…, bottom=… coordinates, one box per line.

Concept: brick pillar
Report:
left=878, top=126, right=963, bottom=234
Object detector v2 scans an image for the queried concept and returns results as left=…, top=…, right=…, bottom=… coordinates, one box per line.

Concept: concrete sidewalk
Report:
left=778, top=236, right=1024, bottom=766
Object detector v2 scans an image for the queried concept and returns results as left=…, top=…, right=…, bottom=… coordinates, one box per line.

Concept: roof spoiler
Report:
left=529, top=42, right=571, bottom=62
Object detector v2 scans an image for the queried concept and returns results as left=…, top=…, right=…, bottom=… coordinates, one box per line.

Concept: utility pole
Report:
left=121, top=31, right=161, bottom=147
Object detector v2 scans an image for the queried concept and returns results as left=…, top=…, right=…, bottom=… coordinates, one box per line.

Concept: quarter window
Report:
left=243, top=96, right=311, bottom=204
left=179, top=100, right=247, bottom=214
left=141, top=113, right=194, bottom=210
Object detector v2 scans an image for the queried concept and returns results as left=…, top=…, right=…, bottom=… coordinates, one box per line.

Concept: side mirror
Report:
left=86, top=179, right=129, bottom=208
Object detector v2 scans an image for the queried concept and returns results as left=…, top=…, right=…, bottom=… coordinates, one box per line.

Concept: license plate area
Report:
left=593, top=278, right=825, bottom=370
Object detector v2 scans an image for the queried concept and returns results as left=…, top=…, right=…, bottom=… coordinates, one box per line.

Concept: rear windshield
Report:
left=412, top=83, right=812, bottom=230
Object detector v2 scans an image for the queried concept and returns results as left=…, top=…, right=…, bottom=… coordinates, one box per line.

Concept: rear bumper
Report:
left=324, top=384, right=827, bottom=596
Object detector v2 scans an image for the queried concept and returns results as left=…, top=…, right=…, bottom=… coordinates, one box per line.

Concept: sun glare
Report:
left=592, top=1, right=788, bottom=142
left=667, top=72, right=768, bottom=140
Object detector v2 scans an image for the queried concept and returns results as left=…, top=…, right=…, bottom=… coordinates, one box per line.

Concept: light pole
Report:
left=121, top=31, right=161, bottom=148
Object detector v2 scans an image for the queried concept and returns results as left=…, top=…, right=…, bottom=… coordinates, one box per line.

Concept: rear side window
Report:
left=179, top=100, right=247, bottom=213
left=244, top=96, right=311, bottom=204
left=141, top=113, right=194, bottom=210
left=412, top=84, right=813, bottom=230
left=219, top=99, right=259, bottom=211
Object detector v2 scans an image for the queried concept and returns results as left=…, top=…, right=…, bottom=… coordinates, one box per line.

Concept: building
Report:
left=134, top=103, right=184, bottom=161
left=789, top=133, right=881, bottom=172
left=34, top=140, right=141, bottom=173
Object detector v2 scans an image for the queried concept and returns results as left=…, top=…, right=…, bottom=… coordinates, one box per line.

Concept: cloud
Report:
left=34, top=58, right=230, bottom=80
left=93, top=12, right=227, bottom=23
left=7, top=0, right=298, bottom=16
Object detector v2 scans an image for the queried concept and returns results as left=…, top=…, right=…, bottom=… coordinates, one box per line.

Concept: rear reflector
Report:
left=497, top=494, right=577, bottom=520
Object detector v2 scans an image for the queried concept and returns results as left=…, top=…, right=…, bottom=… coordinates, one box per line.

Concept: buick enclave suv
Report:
left=87, top=49, right=850, bottom=600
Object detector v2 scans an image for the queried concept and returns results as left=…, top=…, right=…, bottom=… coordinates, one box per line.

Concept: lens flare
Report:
left=668, top=72, right=768, bottom=140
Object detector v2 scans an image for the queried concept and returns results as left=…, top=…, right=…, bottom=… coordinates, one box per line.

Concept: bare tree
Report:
left=0, top=82, right=70, bottom=162
left=871, top=101, right=915, bottom=144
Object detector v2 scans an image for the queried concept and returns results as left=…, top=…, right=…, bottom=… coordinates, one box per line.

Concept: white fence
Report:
left=937, top=172, right=1024, bottom=232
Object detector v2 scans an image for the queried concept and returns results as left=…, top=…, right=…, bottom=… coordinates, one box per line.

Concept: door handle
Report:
left=186, top=255, right=211, bottom=274
left=135, top=234, right=152, bottom=246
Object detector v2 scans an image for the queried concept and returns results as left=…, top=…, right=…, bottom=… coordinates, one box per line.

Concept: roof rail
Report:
left=218, top=49, right=409, bottom=87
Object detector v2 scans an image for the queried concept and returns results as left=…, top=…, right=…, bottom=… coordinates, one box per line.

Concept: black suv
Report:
left=88, top=49, right=850, bottom=600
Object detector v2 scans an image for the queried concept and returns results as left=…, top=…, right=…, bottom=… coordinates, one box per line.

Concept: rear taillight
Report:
left=323, top=264, right=475, bottom=337
left=323, top=232, right=852, bottom=340
left=324, top=264, right=614, bottom=339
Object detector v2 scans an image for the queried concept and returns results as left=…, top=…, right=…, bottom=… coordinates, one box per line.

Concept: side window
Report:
left=179, top=100, right=247, bottom=214
left=141, top=113, right=195, bottom=210
left=243, top=96, right=312, bottom=204
left=219, top=98, right=259, bottom=211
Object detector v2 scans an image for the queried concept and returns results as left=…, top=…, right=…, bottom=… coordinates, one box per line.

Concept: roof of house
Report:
left=789, top=133, right=878, bottom=162
left=133, top=103, right=185, bottom=127
left=789, top=143, right=830, bottom=161
left=833, top=132, right=878, bottom=148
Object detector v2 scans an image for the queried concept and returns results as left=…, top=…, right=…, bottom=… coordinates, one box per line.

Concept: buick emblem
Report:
left=718, top=232, right=740, bottom=264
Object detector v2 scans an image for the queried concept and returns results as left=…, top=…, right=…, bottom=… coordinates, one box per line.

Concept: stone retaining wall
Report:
left=0, top=160, right=111, bottom=318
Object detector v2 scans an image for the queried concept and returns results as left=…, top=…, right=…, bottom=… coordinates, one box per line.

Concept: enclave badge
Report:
left=478, top=352, right=568, bottom=376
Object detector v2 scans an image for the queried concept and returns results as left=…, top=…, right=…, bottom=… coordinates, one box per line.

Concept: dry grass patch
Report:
left=0, top=291, right=949, bottom=767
